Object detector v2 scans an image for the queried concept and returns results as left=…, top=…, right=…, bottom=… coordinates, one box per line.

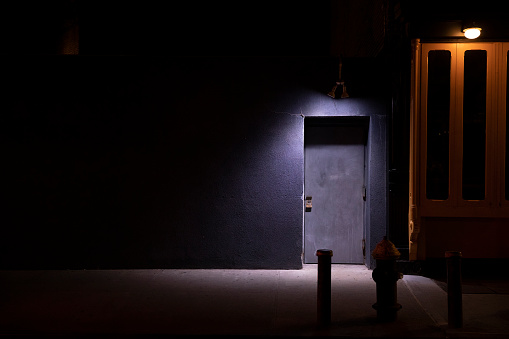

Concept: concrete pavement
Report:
left=0, top=264, right=508, bottom=337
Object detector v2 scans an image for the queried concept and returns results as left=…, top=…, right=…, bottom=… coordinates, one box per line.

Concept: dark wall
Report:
left=1, top=55, right=386, bottom=269
left=0, top=1, right=332, bottom=57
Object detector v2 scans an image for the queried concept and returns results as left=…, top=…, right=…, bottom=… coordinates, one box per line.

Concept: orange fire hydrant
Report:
left=371, top=236, right=403, bottom=321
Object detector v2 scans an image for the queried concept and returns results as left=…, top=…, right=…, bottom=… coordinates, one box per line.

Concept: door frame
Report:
left=303, top=116, right=370, bottom=265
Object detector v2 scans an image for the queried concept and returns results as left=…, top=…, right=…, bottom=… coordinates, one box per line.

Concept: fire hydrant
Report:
left=371, top=236, right=403, bottom=321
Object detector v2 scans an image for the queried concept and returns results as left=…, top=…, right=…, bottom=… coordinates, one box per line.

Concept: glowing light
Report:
left=463, top=27, right=481, bottom=39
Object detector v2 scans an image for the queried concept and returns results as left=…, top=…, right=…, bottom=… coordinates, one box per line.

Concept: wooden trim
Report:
left=500, top=43, right=509, bottom=208
left=411, top=42, right=509, bottom=233
left=419, top=44, right=456, bottom=211
left=409, top=39, right=421, bottom=260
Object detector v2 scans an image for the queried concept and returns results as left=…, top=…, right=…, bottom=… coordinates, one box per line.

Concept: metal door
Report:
left=304, top=119, right=366, bottom=264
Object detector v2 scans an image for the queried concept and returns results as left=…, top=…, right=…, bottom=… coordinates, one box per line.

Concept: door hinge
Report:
left=362, top=185, right=366, bottom=201
left=362, top=239, right=366, bottom=258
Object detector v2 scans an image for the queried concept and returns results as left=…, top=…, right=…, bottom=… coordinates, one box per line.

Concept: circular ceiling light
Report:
left=463, top=27, right=482, bottom=39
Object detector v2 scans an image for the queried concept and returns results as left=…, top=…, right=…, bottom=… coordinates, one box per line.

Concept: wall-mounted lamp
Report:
left=463, top=22, right=482, bottom=39
left=463, top=27, right=481, bottom=39
left=327, top=81, right=349, bottom=99
left=328, top=59, right=349, bottom=99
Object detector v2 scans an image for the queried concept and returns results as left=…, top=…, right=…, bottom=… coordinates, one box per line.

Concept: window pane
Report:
left=462, top=50, right=487, bottom=200
left=426, top=50, right=450, bottom=200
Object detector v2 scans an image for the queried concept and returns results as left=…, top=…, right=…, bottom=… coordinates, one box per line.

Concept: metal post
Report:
left=316, top=249, right=333, bottom=327
left=446, top=251, right=463, bottom=328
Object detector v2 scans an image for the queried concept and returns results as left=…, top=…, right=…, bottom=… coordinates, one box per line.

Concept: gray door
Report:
left=304, top=121, right=366, bottom=264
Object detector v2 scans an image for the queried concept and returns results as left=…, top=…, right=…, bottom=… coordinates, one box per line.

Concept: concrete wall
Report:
left=1, top=56, right=387, bottom=269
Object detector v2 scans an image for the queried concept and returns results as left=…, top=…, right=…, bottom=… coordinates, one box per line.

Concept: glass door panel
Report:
left=426, top=50, right=451, bottom=200
left=462, top=50, right=487, bottom=200
left=506, top=49, right=509, bottom=201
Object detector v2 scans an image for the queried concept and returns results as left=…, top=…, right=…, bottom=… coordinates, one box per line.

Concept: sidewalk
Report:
left=0, top=264, right=508, bottom=337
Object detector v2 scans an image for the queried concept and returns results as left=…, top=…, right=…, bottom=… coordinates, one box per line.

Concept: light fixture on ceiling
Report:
left=328, top=59, right=349, bottom=99
left=463, top=22, right=482, bottom=39
left=463, top=27, right=481, bottom=39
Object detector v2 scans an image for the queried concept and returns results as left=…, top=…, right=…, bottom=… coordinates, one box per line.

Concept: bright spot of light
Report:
left=463, top=27, right=481, bottom=39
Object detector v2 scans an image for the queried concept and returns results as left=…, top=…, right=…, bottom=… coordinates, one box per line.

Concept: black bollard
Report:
left=316, top=249, right=333, bottom=327
left=446, top=251, right=463, bottom=328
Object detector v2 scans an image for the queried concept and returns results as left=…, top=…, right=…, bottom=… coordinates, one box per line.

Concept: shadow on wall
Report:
left=1, top=55, right=387, bottom=269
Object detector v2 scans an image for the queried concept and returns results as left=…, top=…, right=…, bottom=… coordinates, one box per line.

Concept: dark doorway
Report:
left=304, top=117, right=368, bottom=264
